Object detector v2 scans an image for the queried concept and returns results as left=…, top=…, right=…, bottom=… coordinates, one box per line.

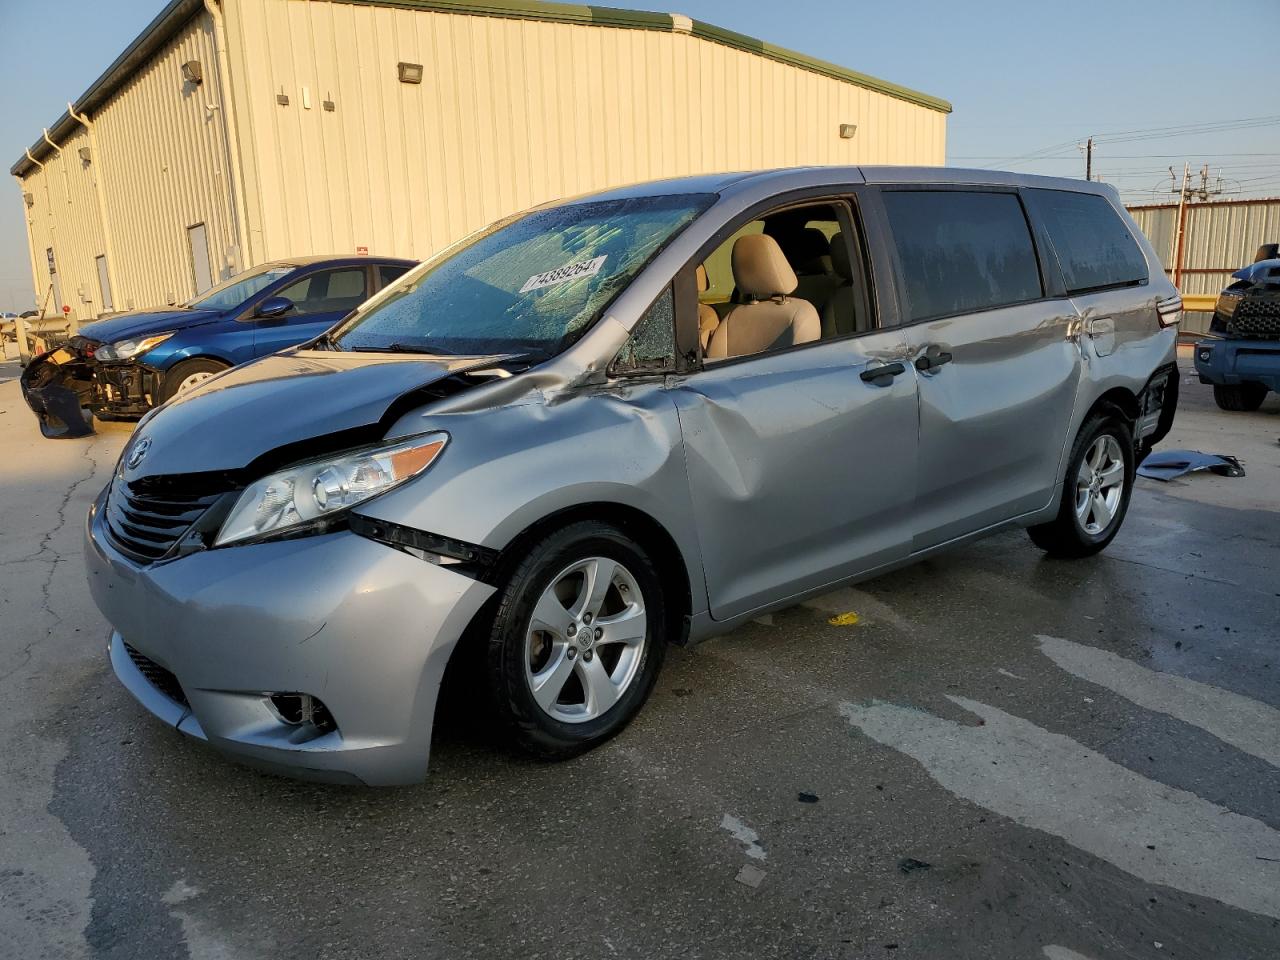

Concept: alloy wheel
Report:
left=177, top=371, right=216, bottom=394
left=525, top=556, right=647, bottom=724
left=1074, top=434, right=1125, bottom=535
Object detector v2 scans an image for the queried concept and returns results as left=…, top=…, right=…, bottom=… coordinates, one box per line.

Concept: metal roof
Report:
left=11, top=0, right=951, bottom=178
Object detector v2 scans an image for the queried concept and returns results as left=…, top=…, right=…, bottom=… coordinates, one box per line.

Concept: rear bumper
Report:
left=87, top=494, right=496, bottom=785
left=1193, top=339, right=1280, bottom=391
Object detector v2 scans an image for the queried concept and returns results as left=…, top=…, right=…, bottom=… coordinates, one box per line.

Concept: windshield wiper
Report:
left=351, top=342, right=457, bottom=355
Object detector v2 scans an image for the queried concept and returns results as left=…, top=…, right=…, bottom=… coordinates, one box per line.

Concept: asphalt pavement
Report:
left=1, top=344, right=1278, bottom=960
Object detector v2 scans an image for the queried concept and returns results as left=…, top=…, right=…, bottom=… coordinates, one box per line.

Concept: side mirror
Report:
left=255, top=296, right=294, bottom=319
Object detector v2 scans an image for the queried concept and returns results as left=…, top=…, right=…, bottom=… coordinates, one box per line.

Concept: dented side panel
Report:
left=670, top=333, right=919, bottom=622
left=362, top=378, right=710, bottom=616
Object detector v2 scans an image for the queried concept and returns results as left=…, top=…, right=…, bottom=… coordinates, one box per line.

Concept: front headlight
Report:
left=97, top=332, right=175, bottom=361
left=215, top=432, right=448, bottom=546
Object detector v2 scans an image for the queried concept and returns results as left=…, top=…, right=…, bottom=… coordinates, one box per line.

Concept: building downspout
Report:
left=13, top=172, right=42, bottom=363
left=204, top=0, right=252, bottom=275
left=67, top=102, right=122, bottom=313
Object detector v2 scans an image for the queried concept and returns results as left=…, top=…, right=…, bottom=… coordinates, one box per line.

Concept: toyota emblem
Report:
left=126, top=436, right=152, bottom=470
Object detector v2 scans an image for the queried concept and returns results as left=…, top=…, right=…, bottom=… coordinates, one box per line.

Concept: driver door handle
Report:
left=860, top=361, right=907, bottom=384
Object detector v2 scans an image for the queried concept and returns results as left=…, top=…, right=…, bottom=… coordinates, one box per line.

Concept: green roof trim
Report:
left=325, top=0, right=951, bottom=113
left=687, top=19, right=951, bottom=115
left=335, top=0, right=673, bottom=30
left=13, top=0, right=949, bottom=177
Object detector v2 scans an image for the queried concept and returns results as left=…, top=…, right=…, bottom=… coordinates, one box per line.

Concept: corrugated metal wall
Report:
left=91, top=12, right=240, bottom=310
left=1129, top=198, right=1280, bottom=334
left=20, top=126, right=111, bottom=326
left=221, top=0, right=947, bottom=264
left=1129, top=198, right=1280, bottom=296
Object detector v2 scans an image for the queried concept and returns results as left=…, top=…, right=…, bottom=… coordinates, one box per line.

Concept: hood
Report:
left=1231, top=259, right=1280, bottom=287
left=78, top=308, right=223, bottom=344
left=123, top=349, right=515, bottom=478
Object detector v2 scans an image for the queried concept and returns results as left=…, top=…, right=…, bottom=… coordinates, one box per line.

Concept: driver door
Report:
left=251, top=266, right=371, bottom=358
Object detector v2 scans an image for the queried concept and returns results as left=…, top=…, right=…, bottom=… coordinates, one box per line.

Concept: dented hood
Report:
left=127, top=349, right=514, bottom=477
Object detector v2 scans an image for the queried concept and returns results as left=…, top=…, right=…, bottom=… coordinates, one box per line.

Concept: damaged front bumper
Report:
left=20, top=341, right=161, bottom=438
left=85, top=492, right=496, bottom=785
left=19, top=341, right=98, bottom=439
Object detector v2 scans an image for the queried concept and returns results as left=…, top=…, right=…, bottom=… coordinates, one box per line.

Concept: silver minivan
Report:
left=86, top=167, right=1181, bottom=784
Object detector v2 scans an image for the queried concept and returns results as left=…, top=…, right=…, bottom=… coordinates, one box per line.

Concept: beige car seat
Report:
left=706, top=235, right=821, bottom=360
left=696, top=264, right=720, bottom=352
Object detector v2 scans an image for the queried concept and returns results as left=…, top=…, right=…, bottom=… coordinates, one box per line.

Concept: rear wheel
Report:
left=1028, top=412, right=1135, bottom=559
left=1213, top=382, right=1267, bottom=412
left=161, top=358, right=230, bottom=402
left=485, top=521, right=667, bottom=759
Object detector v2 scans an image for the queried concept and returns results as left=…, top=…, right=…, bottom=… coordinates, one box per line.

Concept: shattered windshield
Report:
left=329, top=194, right=713, bottom=356
left=187, top=264, right=294, bottom=311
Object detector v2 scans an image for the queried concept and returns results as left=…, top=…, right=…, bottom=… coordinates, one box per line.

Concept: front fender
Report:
left=143, top=324, right=247, bottom=371
left=356, top=381, right=709, bottom=616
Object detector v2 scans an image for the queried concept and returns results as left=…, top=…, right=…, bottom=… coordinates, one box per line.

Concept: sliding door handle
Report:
left=914, top=350, right=953, bottom=372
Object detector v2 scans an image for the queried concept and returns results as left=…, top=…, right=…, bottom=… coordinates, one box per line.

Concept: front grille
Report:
left=123, top=643, right=188, bottom=707
left=104, top=478, right=228, bottom=563
left=1229, top=294, right=1280, bottom=338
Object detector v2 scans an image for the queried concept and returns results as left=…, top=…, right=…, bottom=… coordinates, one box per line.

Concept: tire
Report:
left=1028, top=411, right=1135, bottom=559
left=1213, top=382, right=1268, bottom=412
left=485, top=520, right=668, bottom=760
left=161, top=358, right=230, bottom=402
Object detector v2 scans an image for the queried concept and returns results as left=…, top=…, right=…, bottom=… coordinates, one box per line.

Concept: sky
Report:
left=1, top=0, right=1277, bottom=313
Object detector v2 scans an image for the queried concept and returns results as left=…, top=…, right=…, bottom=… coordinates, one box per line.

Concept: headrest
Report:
left=732, top=234, right=798, bottom=299
left=788, top=228, right=831, bottom=271
left=830, top=232, right=852, bottom=281
left=695, top=263, right=709, bottom=292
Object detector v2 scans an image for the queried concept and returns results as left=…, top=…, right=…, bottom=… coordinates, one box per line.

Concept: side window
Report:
left=614, top=286, right=675, bottom=374
left=697, top=200, right=870, bottom=362
left=275, top=268, right=368, bottom=315
left=881, top=191, right=1042, bottom=323
left=1027, top=189, right=1148, bottom=293
left=378, top=264, right=411, bottom=289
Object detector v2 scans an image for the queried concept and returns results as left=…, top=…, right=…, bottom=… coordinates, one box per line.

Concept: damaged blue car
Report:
left=20, top=255, right=413, bottom=438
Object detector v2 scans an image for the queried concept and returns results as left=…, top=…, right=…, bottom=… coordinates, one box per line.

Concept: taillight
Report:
left=1156, top=295, right=1182, bottom=329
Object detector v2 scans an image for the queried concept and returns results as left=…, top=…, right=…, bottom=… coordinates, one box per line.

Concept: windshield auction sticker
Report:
left=520, top=255, right=607, bottom=293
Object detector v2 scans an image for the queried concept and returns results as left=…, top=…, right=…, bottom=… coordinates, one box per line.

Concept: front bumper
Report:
left=1194, top=338, right=1280, bottom=392
left=86, top=497, right=496, bottom=785
left=90, top=360, right=163, bottom=418
left=20, top=346, right=159, bottom=438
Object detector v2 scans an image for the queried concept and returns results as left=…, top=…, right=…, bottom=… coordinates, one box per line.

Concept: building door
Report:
left=96, top=255, right=113, bottom=312
left=46, top=247, right=64, bottom=314
left=187, top=223, right=214, bottom=295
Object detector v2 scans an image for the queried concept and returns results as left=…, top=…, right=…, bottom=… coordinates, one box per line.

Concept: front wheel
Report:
left=161, top=357, right=230, bottom=402
left=1213, top=382, right=1267, bottom=412
left=485, top=521, right=667, bottom=759
left=1028, top=412, right=1135, bottom=559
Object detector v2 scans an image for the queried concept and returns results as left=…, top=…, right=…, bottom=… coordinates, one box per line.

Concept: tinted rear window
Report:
left=882, top=191, right=1043, bottom=322
left=1027, top=189, right=1148, bottom=293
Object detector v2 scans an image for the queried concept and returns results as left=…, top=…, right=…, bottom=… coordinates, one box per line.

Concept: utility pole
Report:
left=1085, top=137, right=1093, bottom=181
left=1172, top=163, right=1192, bottom=291
left=1169, top=162, right=1224, bottom=290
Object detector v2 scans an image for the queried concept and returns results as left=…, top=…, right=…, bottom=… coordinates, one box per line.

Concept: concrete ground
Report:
left=1, top=344, right=1277, bottom=960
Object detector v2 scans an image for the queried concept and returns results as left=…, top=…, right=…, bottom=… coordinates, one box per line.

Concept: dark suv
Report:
left=1196, top=243, right=1280, bottom=411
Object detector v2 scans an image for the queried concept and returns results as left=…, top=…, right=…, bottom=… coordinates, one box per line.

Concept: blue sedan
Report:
left=21, top=255, right=414, bottom=437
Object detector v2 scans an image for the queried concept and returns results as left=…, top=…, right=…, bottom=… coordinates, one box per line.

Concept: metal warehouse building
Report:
left=11, top=0, right=950, bottom=327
